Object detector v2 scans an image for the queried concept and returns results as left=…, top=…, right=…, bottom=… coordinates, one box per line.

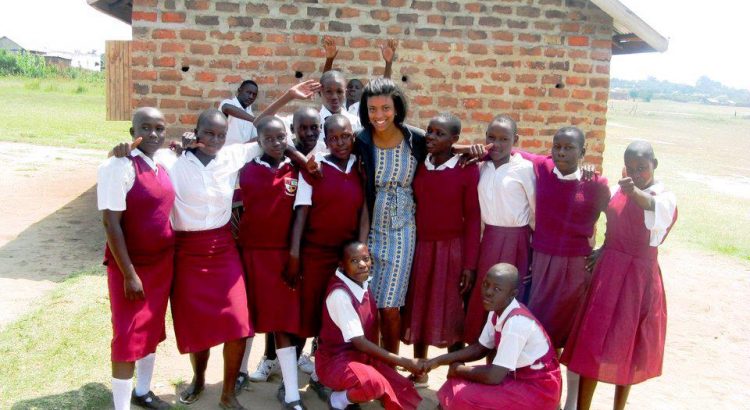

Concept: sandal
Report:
left=219, top=401, right=248, bottom=410
left=178, top=384, right=204, bottom=405
left=235, top=371, right=251, bottom=394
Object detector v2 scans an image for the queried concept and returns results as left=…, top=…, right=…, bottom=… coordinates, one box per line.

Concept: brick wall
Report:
left=130, top=0, right=613, bottom=165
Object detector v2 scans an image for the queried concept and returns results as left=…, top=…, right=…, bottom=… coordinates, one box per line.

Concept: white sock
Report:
left=330, top=390, right=351, bottom=409
left=240, top=337, right=254, bottom=373
left=112, top=377, right=133, bottom=410
left=277, top=346, right=301, bottom=403
left=564, top=370, right=580, bottom=410
left=134, top=353, right=155, bottom=396
left=310, top=367, right=319, bottom=382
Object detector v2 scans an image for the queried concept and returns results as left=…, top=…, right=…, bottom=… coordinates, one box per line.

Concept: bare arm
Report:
left=289, top=206, right=309, bottom=261
left=380, top=39, right=397, bottom=79
left=357, top=204, right=370, bottom=243
left=222, top=104, right=255, bottom=122
left=322, top=36, right=338, bottom=73
left=448, top=362, right=510, bottom=385
left=427, top=343, right=490, bottom=369
left=102, top=210, right=144, bottom=301
left=253, top=80, right=322, bottom=124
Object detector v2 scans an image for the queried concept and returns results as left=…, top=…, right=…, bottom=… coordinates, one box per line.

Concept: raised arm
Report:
left=322, top=36, right=338, bottom=73
left=253, top=80, right=322, bottom=124
left=380, top=39, right=397, bottom=79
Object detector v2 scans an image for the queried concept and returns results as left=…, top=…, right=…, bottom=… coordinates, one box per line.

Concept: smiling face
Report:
left=366, top=95, right=397, bottom=133
left=258, top=118, right=288, bottom=160
left=237, top=82, right=258, bottom=109
left=551, top=128, right=585, bottom=176
left=194, top=113, right=227, bottom=156
left=346, top=79, right=363, bottom=105
left=321, top=77, right=346, bottom=114
left=340, top=243, right=372, bottom=286
left=425, top=117, right=458, bottom=156
left=130, top=108, right=166, bottom=157
left=324, top=117, right=354, bottom=161
left=292, top=110, right=321, bottom=155
left=485, top=121, right=517, bottom=163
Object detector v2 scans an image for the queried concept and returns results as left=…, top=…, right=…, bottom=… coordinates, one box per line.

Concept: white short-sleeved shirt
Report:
left=278, top=114, right=329, bottom=157
left=478, top=299, right=550, bottom=371
left=610, top=181, right=677, bottom=246
left=347, top=101, right=360, bottom=116
left=97, top=148, right=161, bottom=211
left=160, top=143, right=261, bottom=231
left=478, top=153, right=536, bottom=228
left=220, top=97, right=257, bottom=145
left=319, top=105, right=362, bottom=142
left=326, top=270, right=369, bottom=342
left=294, top=155, right=356, bottom=208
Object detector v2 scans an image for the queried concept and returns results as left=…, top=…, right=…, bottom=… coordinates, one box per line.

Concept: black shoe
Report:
left=282, top=398, right=308, bottom=409
left=308, top=378, right=332, bottom=401
left=235, top=371, right=251, bottom=394
left=131, top=390, right=171, bottom=409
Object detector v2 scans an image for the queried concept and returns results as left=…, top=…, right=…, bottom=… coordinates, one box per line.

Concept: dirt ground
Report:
left=1, top=141, right=749, bottom=409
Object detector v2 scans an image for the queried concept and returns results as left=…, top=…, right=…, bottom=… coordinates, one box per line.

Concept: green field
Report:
left=0, top=77, right=129, bottom=149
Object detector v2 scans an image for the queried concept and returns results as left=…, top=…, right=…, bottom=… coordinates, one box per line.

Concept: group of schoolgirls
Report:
left=98, top=39, right=677, bottom=410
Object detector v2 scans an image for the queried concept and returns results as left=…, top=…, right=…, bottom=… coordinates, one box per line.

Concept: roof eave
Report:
left=87, top=0, right=132, bottom=25
left=590, top=0, right=669, bottom=55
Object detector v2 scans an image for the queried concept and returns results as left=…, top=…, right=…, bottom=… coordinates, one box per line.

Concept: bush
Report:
left=0, top=49, right=104, bottom=82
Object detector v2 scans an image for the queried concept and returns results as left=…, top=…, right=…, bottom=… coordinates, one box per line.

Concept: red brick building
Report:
left=90, top=0, right=666, bottom=166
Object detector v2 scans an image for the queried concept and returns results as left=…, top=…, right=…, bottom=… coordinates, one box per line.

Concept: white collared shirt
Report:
left=347, top=101, right=360, bottom=116
left=165, top=143, right=261, bottom=231
left=319, top=105, right=362, bottom=141
left=552, top=166, right=582, bottom=181
left=424, top=153, right=460, bottom=171
left=611, top=181, right=677, bottom=246
left=220, top=97, right=257, bottom=145
left=253, top=156, right=292, bottom=169
left=479, top=299, right=549, bottom=371
left=478, top=153, right=536, bottom=228
left=326, top=269, right=369, bottom=342
left=97, top=148, right=161, bottom=211
left=294, top=155, right=357, bottom=208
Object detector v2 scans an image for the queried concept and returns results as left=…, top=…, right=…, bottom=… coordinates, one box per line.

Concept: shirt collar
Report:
left=335, top=269, right=368, bottom=302
left=320, top=154, right=357, bottom=173
left=553, top=167, right=581, bottom=181
left=254, top=156, right=291, bottom=169
left=319, top=105, right=336, bottom=119
left=644, top=181, right=664, bottom=195
left=234, top=96, right=253, bottom=114
left=131, top=148, right=158, bottom=171
left=493, top=298, right=521, bottom=331
left=425, top=154, right=460, bottom=171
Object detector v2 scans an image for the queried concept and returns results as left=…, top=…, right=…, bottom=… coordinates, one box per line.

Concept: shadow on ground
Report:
left=10, top=382, right=110, bottom=410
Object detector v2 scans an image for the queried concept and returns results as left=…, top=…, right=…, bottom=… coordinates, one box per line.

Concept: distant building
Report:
left=609, top=88, right=630, bottom=100
left=0, top=36, right=43, bottom=55
left=43, top=52, right=72, bottom=70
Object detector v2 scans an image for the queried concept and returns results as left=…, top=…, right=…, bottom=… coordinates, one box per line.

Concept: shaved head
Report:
left=320, top=70, right=347, bottom=87
left=292, top=106, right=319, bottom=128
left=196, top=108, right=226, bottom=130
left=624, top=140, right=656, bottom=161
left=486, top=263, right=519, bottom=290
left=132, top=106, right=164, bottom=125
left=555, top=126, right=585, bottom=149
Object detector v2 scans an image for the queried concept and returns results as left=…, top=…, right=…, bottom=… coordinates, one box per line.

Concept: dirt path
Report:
left=0, top=142, right=105, bottom=329
left=1, top=141, right=748, bottom=408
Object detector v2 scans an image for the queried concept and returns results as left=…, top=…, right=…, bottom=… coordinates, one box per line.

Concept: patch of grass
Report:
left=0, top=266, right=111, bottom=409
left=0, top=77, right=129, bottom=149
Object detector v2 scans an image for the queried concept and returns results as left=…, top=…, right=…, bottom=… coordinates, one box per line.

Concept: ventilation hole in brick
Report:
left=181, top=66, right=190, bottom=72
left=401, top=75, right=408, bottom=83
left=555, top=83, right=564, bottom=89
left=294, top=71, right=303, bottom=79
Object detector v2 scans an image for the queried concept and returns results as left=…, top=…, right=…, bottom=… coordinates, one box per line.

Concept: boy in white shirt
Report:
left=424, top=263, right=562, bottom=410
left=220, top=80, right=259, bottom=145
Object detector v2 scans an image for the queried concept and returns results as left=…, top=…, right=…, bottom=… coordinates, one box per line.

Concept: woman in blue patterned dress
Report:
left=354, top=78, right=426, bottom=353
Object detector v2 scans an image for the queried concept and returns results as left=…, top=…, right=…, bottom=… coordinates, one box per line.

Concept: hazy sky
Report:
left=0, top=0, right=746, bottom=90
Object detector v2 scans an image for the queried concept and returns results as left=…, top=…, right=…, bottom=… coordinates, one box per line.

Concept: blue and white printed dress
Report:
left=368, top=139, right=418, bottom=308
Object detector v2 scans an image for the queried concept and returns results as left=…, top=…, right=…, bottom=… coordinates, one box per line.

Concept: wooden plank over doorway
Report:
left=105, top=40, right=131, bottom=121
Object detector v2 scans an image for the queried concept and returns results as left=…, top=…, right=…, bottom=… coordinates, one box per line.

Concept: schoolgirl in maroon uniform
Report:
left=98, top=107, right=173, bottom=410
left=316, top=241, right=422, bottom=410
left=238, top=116, right=307, bottom=410
left=562, top=141, right=677, bottom=410
left=463, top=115, right=535, bottom=344
left=517, top=126, right=610, bottom=409
left=292, top=114, right=367, bottom=339
left=401, top=113, right=480, bottom=386
left=425, top=263, right=561, bottom=410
